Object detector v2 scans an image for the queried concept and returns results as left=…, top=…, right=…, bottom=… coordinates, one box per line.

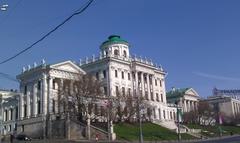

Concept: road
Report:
left=192, top=135, right=240, bottom=143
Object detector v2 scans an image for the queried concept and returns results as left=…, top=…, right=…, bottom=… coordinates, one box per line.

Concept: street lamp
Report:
left=176, top=104, right=181, bottom=141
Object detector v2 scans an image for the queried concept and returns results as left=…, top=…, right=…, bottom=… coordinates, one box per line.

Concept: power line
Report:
left=0, top=72, right=18, bottom=82
left=0, top=0, right=94, bottom=65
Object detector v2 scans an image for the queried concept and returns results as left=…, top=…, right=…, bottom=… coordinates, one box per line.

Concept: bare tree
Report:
left=58, top=74, right=103, bottom=122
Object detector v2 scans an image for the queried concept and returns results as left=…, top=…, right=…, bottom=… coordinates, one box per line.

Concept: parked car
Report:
left=15, top=134, right=31, bottom=141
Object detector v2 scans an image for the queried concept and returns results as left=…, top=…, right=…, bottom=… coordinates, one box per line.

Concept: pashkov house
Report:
left=0, top=35, right=178, bottom=138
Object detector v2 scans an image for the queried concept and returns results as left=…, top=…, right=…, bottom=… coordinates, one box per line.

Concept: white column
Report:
left=48, top=77, right=53, bottom=113
left=184, top=100, right=187, bottom=112
left=135, top=71, right=139, bottom=96
left=42, top=74, right=48, bottom=115
left=32, top=82, right=37, bottom=117
left=19, top=93, right=24, bottom=119
left=146, top=74, right=151, bottom=100
left=107, top=66, right=112, bottom=97
left=26, top=85, right=31, bottom=118
left=151, top=75, right=156, bottom=101
left=188, top=100, right=191, bottom=112
left=140, top=72, right=144, bottom=97
left=57, top=79, right=64, bottom=113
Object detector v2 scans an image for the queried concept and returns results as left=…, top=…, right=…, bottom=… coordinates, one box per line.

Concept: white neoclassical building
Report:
left=1, top=35, right=180, bottom=139
left=0, top=90, right=19, bottom=135
left=80, top=35, right=177, bottom=124
left=16, top=60, right=85, bottom=138
left=166, top=87, right=200, bottom=113
left=206, top=88, right=240, bottom=118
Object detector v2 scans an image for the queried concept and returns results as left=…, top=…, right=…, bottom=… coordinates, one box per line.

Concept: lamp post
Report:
left=176, top=105, right=181, bottom=141
left=138, top=101, right=143, bottom=143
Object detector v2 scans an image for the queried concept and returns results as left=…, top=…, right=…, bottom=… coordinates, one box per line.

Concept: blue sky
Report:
left=0, top=0, right=240, bottom=97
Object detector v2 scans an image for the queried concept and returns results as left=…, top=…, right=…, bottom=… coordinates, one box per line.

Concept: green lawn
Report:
left=114, top=122, right=195, bottom=141
left=187, top=124, right=240, bottom=137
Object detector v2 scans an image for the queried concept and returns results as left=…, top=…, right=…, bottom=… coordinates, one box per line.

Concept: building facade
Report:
left=80, top=35, right=176, bottom=122
left=206, top=88, right=240, bottom=118
left=16, top=60, right=85, bottom=138
left=0, top=90, right=19, bottom=135
left=166, top=88, right=200, bottom=113
left=1, top=35, right=180, bottom=138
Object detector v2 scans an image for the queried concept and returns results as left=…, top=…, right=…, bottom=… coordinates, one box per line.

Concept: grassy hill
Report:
left=114, top=122, right=195, bottom=141
left=187, top=124, right=240, bottom=137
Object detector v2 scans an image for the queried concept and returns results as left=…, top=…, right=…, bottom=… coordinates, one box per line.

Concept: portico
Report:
left=16, top=60, right=86, bottom=138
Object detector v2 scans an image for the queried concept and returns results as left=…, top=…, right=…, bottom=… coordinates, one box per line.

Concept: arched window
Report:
left=114, top=49, right=119, bottom=56
left=123, top=50, right=127, bottom=57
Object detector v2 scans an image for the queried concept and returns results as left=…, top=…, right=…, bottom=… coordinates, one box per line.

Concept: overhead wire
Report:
left=0, top=0, right=94, bottom=65
left=0, top=72, right=18, bottom=82
left=0, top=0, right=94, bottom=82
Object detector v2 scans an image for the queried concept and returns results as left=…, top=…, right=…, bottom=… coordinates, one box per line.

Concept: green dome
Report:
left=101, top=35, right=128, bottom=46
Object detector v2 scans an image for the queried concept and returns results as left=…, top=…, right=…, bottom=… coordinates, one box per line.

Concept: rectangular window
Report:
left=38, top=81, right=41, bottom=90
left=144, top=75, right=147, bottom=83
left=155, top=79, right=158, bottom=86
left=116, top=86, right=119, bottom=95
left=24, top=85, right=27, bottom=95
left=132, top=72, right=135, bottom=80
left=151, top=92, right=154, bottom=101
left=145, top=91, right=148, bottom=100
left=52, top=100, right=55, bottom=113
left=115, top=70, right=118, bottom=78
left=15, top=106, right=18, bottom=119
left=53, top=80, right=56, bottom=89
left=156, top=93, right=159, bottom=101
left=104, top=87, right=107, bottom=95
left=161, top=94, right=163, bottom=102
left=122, top=87, right=125, bottom=96
left=128, top=73, right=131, bottom=80
left=38, top=100, right=41, bottom=114
left=10, top=108, right=13, bottom=120
left=103, top=70, right=106, bottom=78
left=96, top=72, right=99, bottom=80
left=122, top=71, right=124, bottom=79
left=128, top=88, right=131, bottom=96
left=160, top=80, right=162, bottom=87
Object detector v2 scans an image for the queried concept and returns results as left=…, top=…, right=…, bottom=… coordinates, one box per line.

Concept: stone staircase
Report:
left=152, top=120, right=178, bottom=130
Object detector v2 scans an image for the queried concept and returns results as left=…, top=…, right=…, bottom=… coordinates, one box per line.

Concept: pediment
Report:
left=185, top=88, right=199, bottom=97
left=50, top=61, right=86, bottom=74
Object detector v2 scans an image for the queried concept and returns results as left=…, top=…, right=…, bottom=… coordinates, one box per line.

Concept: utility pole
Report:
left=0, top=95, right=3, bottom=143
